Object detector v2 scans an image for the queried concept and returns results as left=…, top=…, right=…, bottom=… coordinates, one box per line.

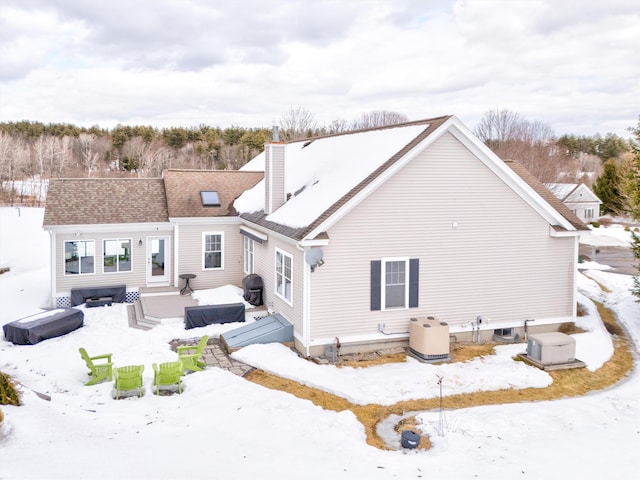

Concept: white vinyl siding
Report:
left=307, top=132, right=576, bottom=341
left=55, top=229, right=172, bottom=292
left=176, top=223, right=244, bottom=290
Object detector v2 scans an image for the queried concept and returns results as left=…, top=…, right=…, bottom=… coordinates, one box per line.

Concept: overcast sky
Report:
left=0, top=0, right=638, bottom=137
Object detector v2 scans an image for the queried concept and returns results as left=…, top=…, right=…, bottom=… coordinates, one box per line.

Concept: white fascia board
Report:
left=298, top=238, right=329, bottom=247
left=169, top=217, right=240, bottom=225
left=446, top=119, right=576, bottom=232
left=303, top=117, right=455, bottom=241
left=44, top=222, right=172, bottom=234
left=549, top=226, right=584, bottom=238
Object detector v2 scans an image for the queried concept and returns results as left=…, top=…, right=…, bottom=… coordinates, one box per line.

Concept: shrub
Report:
left=0, top=372, right=22, bottom=406
left=576, top=302, right=588, bottom=317
left=558, top=322, right=580, bottom=334
left=590, top=221, right=601, bottom=228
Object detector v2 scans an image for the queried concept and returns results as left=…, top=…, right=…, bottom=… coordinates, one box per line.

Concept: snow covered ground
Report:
left=1, top=207, right=639, bottom=479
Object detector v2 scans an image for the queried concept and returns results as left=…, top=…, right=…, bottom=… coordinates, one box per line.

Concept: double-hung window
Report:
left=64, top=240, right=95, bottom=275
left=275, top=248, right=292, bottom=304
left=103, top=239, right=132, bottom=273
left=371, top=258, right=419, bottom=310
left=243, top=236, right=254, bottom=274
left=203, top=232, right=223, bottom=269
left=384, top=259, right=408, bottom=309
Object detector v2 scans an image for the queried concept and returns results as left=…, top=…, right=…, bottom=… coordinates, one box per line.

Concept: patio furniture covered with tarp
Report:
left=3, top=308, right=84, bottom=345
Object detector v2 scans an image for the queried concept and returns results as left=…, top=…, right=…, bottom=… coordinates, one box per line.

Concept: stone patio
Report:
left=170, top=337, right=254, bottom=377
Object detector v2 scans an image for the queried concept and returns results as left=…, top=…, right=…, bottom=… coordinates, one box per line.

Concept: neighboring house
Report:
left=544, top=183, right=602, bottom=223
left=43, top=171, right=262, bottom=306
left=43, top=115, right=588, bottom=357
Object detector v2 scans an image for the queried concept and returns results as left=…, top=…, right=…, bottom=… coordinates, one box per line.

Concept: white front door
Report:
left=147, top=236, right=170, bottom=285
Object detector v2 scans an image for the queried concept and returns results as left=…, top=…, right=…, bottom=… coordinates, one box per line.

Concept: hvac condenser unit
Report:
left=527, top=332, right=576, bottom=365
left=409, top=317, right=450, bottom=362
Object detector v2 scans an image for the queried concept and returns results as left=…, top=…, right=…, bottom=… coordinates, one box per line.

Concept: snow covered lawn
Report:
left=1, top=208, right=640, bottom=479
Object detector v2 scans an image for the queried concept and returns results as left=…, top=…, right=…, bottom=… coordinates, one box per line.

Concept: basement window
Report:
left=201, top=191, right=221, bottom=207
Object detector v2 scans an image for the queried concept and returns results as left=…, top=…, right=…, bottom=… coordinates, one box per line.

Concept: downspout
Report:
left=297, top=244, right=312, bottom=358
left=49, top=230, right=56, bottom=308
left=174, top=224, right=180, bottom=286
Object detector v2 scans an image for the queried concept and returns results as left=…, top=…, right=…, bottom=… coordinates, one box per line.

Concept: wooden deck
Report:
left=129, top=288, right=267, bottom=330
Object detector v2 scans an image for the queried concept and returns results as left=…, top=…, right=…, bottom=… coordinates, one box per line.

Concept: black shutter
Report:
left=409, top=258, right=419, bottom=308
left=370, top=260, right=381, bottom=311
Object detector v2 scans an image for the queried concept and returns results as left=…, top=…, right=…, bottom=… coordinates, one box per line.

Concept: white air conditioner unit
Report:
left=409, top=317, right=450, bottom=362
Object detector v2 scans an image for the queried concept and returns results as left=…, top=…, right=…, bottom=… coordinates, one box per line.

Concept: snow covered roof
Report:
left=545, top=183, right=579, bottom=200
left=236, top=116, right=588, bottom=240
left=235, top=116, right=451, bottom=238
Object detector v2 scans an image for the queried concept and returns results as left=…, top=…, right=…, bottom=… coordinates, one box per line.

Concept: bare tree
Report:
left=351, top=110, right=409, bottom=130
left=326, top=118, right=350, bottom=134
left=475, top=108, right=524, bottom=144
left=78, top=133, right=100, bottom=177
left=278, top=105, right=318, bottom=141
left=474, top=108, right=570, bottom=183
left=122, top=137, right=167, bottom=177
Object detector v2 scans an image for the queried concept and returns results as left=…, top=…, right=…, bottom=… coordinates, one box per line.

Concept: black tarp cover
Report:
left=3, top=308, right=84, bottom=345
left=70, top=285, right=126, bottom=306
left=184, top=303, right=245, bottom=329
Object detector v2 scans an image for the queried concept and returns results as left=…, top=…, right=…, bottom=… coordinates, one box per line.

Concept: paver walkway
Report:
left=172, top=337, right=254, bottom=377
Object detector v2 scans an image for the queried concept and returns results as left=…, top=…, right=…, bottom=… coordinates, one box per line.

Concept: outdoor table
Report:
left=179, top=274, right=196, bottom=295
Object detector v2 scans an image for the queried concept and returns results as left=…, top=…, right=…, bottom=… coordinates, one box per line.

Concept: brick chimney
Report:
left=264, top=126, right=286, bottom=214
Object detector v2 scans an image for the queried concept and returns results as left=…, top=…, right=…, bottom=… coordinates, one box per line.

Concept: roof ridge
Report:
left=287, top=115, right=453, bottom=145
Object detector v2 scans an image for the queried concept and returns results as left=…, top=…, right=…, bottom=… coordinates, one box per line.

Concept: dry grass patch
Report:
left=0, top=372, right=22, bottom=406
left=337, top=352, right=406, bottom=368
left=246, top=300, right=633, bottom=451
left=449, top=342, right=495, bottom=362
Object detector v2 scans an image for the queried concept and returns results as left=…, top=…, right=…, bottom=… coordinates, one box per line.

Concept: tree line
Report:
left=0, top=107, right=637, bottom=221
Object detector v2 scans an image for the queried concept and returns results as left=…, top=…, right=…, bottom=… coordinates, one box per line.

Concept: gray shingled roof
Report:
left=503, top=160, right=589, bottom=231
left=43, top=178, right=168, bottom=226
left=163, top=169, right=263, bottom=218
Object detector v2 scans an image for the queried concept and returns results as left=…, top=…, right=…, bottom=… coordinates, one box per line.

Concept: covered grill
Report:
left=242, top=274, right=264, bottom=306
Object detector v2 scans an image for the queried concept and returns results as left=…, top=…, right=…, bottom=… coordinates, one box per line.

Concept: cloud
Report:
left=0, top=0, right=638, bottom=137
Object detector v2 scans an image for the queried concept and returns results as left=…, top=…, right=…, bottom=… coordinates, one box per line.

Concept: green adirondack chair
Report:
left=113, top=365, right=144, bottom=399
left=79, top=347, right=113, bottom=386
left=152, top=361, right=184, bottom=395
left=177, top=335, right=209, bottom=373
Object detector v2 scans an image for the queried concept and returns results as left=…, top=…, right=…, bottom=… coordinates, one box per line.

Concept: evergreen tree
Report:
left=593, top=159, right=625, bottom=215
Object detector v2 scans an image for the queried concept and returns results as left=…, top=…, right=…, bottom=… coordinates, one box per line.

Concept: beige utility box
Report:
left=409, top=317, right=450, bottom=361
left=527, top=332, right=576, bottom=365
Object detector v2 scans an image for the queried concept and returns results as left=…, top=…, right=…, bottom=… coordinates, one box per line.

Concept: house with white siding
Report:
left=235, top=115, right=588, bottom=356
left=544, top=183, right=602, bottom=223
left=43, top=115, right=588, bottom=357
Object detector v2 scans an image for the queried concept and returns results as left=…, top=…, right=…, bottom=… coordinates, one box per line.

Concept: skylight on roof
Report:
left=201, top=191, right=221, bottom=207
